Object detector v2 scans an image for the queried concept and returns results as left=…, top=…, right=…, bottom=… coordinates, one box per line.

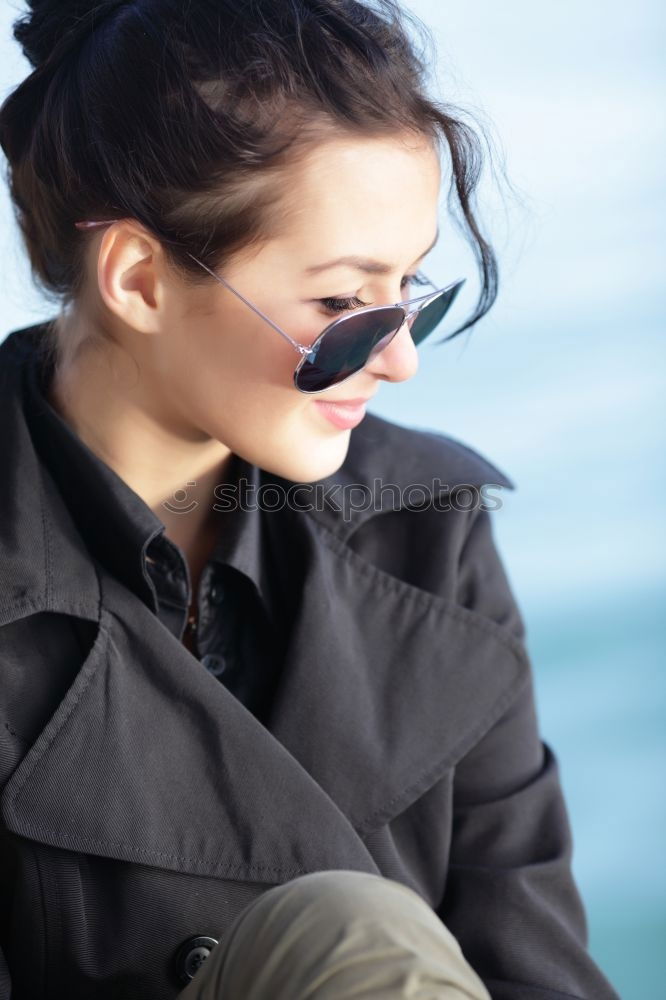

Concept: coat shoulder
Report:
left=304, top=410, right=516, bottom=547
left=342, top=410, right=516, bottom=496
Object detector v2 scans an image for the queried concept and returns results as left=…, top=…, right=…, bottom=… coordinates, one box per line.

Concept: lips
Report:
left=313, top=397, right=372, bottom=430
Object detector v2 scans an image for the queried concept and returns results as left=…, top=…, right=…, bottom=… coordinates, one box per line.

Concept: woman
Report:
left=0, top=1, right=621, bottom=998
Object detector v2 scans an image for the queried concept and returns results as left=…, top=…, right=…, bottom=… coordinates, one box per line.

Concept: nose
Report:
left=363, top=315, right=419, bottom=384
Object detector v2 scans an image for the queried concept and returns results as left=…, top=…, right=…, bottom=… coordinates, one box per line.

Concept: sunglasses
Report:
left=75, top=219, right=465, bottom=394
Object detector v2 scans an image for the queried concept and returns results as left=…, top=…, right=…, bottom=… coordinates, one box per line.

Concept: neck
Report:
left=47, top=338, right=234, bottom=563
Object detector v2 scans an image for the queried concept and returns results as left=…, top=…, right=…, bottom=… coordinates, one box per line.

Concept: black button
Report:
left=201, top=653, right=227, bottom=677
left=209, top=583, right=225, bottom=605
left=174, top=935, right=219, bottom=985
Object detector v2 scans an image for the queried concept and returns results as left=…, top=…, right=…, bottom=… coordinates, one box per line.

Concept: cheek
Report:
left=165, top=310, right=352, bottom=482
left=168, top=312, right=295, bottom=435
left=170, top=310, right=293, bottom=402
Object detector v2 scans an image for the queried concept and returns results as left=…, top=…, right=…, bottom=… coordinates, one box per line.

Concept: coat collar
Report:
left=0, top=327, right=102, bottom=626
left=0, top=322, right=515, bottom=620
left=0, top=322, right=525, bottom=882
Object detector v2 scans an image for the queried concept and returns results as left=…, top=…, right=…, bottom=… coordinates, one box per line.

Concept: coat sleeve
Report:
left=436, top=506, right=621, bottom=1000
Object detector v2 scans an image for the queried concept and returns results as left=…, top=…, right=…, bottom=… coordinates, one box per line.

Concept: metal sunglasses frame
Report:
left=74, top=218, right=466, bottom=394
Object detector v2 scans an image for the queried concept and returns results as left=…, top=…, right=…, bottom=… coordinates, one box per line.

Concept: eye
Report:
left=319, top=272, right=430, bottom=315
left=319, top=293, right=370, bottom=315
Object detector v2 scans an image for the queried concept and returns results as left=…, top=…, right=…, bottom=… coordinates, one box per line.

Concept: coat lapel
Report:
left=266, top=513, right=528, bottom=835
left=2, top=513, right=526, bottom=882
left=2, top=567, right=382, bottom=880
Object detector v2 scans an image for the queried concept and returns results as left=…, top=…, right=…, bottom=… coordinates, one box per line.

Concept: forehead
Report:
left=277, top=132, right=441, bottom=256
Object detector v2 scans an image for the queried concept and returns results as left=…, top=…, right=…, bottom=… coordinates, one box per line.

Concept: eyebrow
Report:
left=304, top=227, right=440, bottom=277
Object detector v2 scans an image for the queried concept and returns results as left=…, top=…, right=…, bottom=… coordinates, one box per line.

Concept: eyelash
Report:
left=319, top=272, right=430, bottom=315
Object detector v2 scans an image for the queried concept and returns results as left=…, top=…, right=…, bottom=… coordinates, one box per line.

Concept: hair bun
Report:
left=13, top=0, right=130, bottom=70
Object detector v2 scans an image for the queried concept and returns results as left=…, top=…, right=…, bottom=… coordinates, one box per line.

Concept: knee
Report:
left=202, top=869, right=491, bottom=1000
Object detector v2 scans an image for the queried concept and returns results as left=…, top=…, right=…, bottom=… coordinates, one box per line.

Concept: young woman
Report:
left=0, top=1, right=621, bottom=998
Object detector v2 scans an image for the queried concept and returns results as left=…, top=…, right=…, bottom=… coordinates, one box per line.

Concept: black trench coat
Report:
left=0, top=324, right=620, bottom=1000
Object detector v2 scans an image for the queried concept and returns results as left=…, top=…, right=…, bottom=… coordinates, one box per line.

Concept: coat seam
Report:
left=29, top=839, right=49, bottom=999
left=4, top=825, right=306, bottom=879
left=40, top=466, right=52, bottom=611
left=0, top=598, right=98, bottom=623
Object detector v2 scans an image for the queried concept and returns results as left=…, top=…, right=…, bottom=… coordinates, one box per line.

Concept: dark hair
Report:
left=1, top=0, right=500, bottom=370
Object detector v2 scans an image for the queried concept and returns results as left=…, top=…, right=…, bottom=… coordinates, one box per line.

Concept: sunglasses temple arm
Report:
left=75, top=223, right=311, bottom=356
left=185, top=252, right=313, bottom=357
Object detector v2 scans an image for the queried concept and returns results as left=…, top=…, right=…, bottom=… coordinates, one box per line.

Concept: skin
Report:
left=49, top=131, right=442, bottom=629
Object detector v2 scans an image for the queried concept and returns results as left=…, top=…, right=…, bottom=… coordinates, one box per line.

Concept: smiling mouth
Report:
left=313, top=398, right=369, bottom=430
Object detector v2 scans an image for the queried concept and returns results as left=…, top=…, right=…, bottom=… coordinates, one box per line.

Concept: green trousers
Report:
left=177, top=869, right=492, bottom=999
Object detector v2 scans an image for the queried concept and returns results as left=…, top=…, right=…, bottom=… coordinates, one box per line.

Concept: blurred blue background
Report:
left=0, top=2, right=663, bottom=997
left=386, top=4, right=665, bottom=997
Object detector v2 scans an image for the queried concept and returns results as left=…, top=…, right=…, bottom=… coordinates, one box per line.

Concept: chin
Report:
left=266, top=430, right=351, bottom=485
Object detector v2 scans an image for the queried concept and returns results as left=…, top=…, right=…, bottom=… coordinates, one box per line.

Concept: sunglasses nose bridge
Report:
left=404, top=302, right=424, bottom=327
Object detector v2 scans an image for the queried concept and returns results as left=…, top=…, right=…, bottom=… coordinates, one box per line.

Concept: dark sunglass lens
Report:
left=295, top=307, right=405, bottom=393
left=409, top=284, right=463, bottom=345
